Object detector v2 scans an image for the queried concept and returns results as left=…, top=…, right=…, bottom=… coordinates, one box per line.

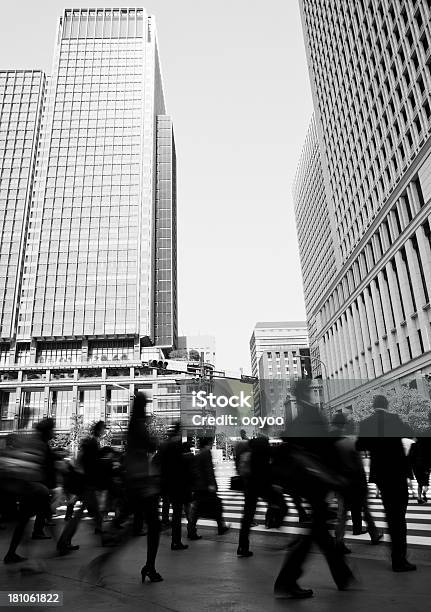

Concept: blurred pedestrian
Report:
left=187, top=437, right=229, bottom=539
left=357, top=394, right=415, bottom=572
left=331, top=413, right=382, bottom=552
left=273, top=380, right=354, bottom=599
left=159, top=422, right=190, bottom=550
left=56, top=420, right=106, bottom=555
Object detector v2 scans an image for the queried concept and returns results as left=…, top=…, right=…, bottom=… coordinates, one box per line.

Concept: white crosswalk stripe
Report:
left=213, top=470, right=431, bottom=548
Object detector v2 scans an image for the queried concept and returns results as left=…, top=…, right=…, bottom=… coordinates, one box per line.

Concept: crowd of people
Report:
left=0, top=382, right=430, bottom=601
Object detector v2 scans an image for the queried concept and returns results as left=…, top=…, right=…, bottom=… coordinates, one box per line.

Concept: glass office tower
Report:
left=0, top=9, right=178, bottom=435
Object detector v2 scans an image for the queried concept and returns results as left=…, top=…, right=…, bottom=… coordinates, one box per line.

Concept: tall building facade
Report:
left=250, top=322, right=310, bottom=417
left=294, top=115, right=336, bottom=377
left=297, top=0, right=431, bottom=406
left=0, top=8, right=178, bottom=435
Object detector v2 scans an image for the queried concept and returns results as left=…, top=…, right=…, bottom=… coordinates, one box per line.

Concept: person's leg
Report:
left=310, top=496, right=354, bottom=589
left=143, top=496, right=161, bottom=570
left=379, top=481, right=408, bottom=567
left=84, top=488, right=103, bottom=532
left=170, top=498, right=184, bottom=545
left=187, top=497, right=199, bottom=538
left=292, top=495, right=308, bottom=522
left=32, top=511, right=48, bottom=537
left=214, top=494, right=228, bottom=534
left=161, top=496, right=170, bottom=525
left=274, top=534, right=312, bottom=592
left=334, top=493, right=347, bottom=545
left=238, top=488, right=258, bottom=552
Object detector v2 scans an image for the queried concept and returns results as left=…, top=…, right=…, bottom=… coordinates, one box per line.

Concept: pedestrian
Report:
left=273, top=380, right=354, bottom=599
left=0, top=419, right=54, bottom=564
left=56, top=420, right=106, bottom=555
left=331, top=413, right=382, bottom=552
left=237, top=435, right=286, bottom=557
left=409, top=411, right=431, bottom=504
left=187, top=437, right=229, bottom=539
left=124, top=393, right=163, bottom=583
left=159, top=422, right=190, bottom=550
left=357, top=394, right=416, bottom=572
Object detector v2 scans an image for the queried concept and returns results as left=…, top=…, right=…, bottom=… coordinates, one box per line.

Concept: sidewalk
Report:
left=1, top=522, right=430, bottom=612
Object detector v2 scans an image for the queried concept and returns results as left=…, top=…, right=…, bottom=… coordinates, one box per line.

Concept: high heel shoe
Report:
left=141, top=566, right=163, bottom=583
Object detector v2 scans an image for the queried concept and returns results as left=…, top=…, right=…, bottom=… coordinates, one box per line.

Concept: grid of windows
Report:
left=16, top=8, right=175, bottom=345
left=299, top=0, right=431, bottom=393
left=0, top=71, right=45, bottom=339
left=154, top=116, right=177, bottom=346
left=303, top=0, right=431, bottom=263
left=294, top=116, right=336, bottom=376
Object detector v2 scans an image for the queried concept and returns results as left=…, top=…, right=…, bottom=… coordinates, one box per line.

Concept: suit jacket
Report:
left=193, top=447, right=217, bottom=492
left=357, top=410, right=413, bottom=484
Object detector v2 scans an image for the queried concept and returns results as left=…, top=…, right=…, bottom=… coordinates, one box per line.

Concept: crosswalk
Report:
left=49, top=463, right=431, bottom=549
left=210, top=463, right=431, bottom=548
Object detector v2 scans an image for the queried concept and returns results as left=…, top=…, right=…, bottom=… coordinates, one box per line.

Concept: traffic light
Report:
left=149, top=360, right=168, bottom=371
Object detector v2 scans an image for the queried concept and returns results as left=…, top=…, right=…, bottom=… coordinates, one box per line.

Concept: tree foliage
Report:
left=352, top=384, right=431, bottom=430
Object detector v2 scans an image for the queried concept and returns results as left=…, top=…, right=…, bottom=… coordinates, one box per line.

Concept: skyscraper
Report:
left=294, top=115, right=336, bottom=378
left=0, top=9, right=178, bottom=434
left=297, top=0, right=431, bottom=406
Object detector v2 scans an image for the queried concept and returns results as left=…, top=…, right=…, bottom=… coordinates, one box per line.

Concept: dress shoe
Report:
left=187, top=534, right=202, bottom=541
left=274, top=583, right=313, bottom=599
left=370, top=530, right=384, bottom=544
left=352, top=528, right=367, bottom=535
left=237, top=548, right=253, bottom=557
left=57, top=544, right=80, bottom=556
left=141, top=565, right=163, bottom=582
left=218, top=525, right=230, bottom=535
left=392, top=561, right=417, bottom=572
left=171, top=542, right=188, bottom=550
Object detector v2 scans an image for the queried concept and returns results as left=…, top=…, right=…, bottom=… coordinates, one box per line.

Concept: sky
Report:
left=0, top=0, right=314, bottom=375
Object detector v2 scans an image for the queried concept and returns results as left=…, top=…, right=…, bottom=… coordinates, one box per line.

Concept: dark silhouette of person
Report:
left=187, top=437, right=229, bottom=539
left=123, top=393, right=163, bottom=582
left=159, top=422, right=190, bottom=550
left=273, top=380, right=354, bottom=599
left=409, top=411, right=431, bottom=504
left=2, top=418, right=54, bottom=563
left=57, top=420, right=106, bottom=555
left=331, top=413, right=382, bottom=551
left=357, top=394, right=415, bottom=572
left=237, top=435, right=285, bottom=557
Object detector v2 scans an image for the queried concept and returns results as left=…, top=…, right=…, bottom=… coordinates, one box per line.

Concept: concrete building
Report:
left=294, top=115, right=336, bottom=378
left=0, top=8, right=178, bottom=435
left=297, top=0, right=431, bottom=406
left=250, top=322, right=310, bottom=419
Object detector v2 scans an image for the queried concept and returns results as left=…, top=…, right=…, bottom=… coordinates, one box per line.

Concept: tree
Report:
left=352, top=384, right=431, bottom=431
left=169, top=349, right=188, bottom=360
left=188, top=349, right=201, bottom=362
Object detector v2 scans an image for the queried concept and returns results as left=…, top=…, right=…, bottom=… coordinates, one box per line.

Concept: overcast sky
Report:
left=0, top=1, right=313, bottom=375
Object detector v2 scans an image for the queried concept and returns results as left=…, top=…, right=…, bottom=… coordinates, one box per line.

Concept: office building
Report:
left=294, top=115, right=336, bottom=377
left=297, top=0, right=431, bottom=406
left=250, top=321, right=310, bottom=418
left=0, top=8, right=178, bottom=435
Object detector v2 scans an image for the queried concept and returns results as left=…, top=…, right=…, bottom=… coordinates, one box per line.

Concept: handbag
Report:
left=230, top=475, right=244, bottom=492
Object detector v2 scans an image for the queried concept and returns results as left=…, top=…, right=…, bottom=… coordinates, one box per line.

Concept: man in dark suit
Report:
left=357, top=395, right=415, bottom=572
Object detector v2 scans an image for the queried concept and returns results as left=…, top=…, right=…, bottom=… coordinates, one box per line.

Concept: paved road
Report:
left=1, top=461, right=431, bottom=611
left=214, top=461, right=431, bottom=548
